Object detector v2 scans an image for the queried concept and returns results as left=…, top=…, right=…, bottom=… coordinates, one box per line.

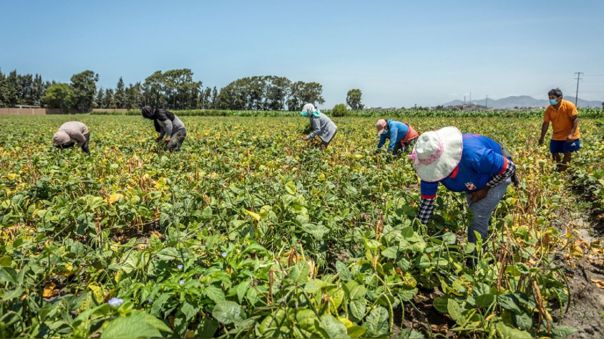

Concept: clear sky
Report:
left=1, top=0, right=603, bottom=107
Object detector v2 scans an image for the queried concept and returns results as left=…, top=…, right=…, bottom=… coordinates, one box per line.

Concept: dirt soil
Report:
left=557, top=219, right=604, bottom=338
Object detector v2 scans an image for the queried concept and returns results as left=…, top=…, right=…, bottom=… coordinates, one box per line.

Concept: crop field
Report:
left=0, top=114, right=603, bottom=338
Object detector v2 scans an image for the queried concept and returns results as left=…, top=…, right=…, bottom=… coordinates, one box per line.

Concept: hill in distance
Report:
left=444, top=95, right=603, bottom=109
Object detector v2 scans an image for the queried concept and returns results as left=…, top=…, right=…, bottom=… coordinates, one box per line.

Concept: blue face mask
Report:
left=549, top=98, right=558, bottom=105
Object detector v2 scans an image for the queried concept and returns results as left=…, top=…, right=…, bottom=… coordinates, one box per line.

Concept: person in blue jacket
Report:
left=409, top=127, right=517, bottom=244
left=375, top=119, right=419, bottom=155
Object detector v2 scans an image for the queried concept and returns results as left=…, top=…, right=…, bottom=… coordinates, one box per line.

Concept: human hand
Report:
left=470, top=187, right=489, bottom=203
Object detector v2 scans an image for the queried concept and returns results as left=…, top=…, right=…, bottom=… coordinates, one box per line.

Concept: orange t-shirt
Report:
left=543, top=99, right=580, bottom=140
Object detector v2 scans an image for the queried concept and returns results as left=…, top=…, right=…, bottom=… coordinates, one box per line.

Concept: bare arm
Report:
left=568, top=116, right=579, bottom=140
left=68, top=131, right=86, bottom=146
left=538, top=122, right=549, bottom=145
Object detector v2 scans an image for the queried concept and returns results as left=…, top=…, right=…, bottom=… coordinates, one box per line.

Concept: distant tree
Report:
left=211, top=87, right=218, bottom=109
left=114, top=77, right=127, bottom=108
left=331, top=103, right=348, bottom=117
left=32, top=74, right=46, bottom=106
left=346, top=89, right=363, bottom=110
left=42, top=83, right=74, bottom=111
left=202, top=87, right=212, bottom=109
left=94, top=88, right=105, bottom=108
left=70, top=70, right=98, bottom=112
left=0, top=70, right=7, bottom=107
left=288, top=82, right=324, bottom=111
left=125, top=82, right=143, bottom=109
left=142, top=69, right=201, bottom=109
left=5, top=70, right=19, bottom=107
left=286, top=81, right=304, bottom=111
left=103, top=88, right=114, bottom=109
left=265, top=76, right=291, bottom=110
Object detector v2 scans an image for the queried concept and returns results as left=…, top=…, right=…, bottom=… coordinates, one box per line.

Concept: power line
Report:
left=574, top=72, right=583, bottom=106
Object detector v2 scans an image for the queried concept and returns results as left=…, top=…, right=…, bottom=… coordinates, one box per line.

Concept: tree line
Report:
left=0, top=68, right=363, bottom=112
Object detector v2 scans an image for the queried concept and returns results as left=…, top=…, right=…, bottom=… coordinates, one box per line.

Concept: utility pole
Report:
left=469, top=91, right=472, bottom=105
left=574, top=72, right=583, bottom=106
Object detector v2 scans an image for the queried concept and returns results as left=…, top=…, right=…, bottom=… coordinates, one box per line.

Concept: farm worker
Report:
left=52, top=121, right=90, bottom=154
left=409, top=127, right=517, bottom=244
left=375, top=119, right=419, bottom=155
left=538, top=88, right=581, bottom=172
left=141, top=106, right=187, bottom=151
left=300, top=104, right=337, bottom=148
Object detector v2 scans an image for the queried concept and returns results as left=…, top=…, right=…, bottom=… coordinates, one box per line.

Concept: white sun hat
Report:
left=408, top=126, right=463, bottom=182
left=301, top=103, right=315, bottom=114
left=376, top=119, right=388, bottom=135
left=52, top=130, right=71, bottom=145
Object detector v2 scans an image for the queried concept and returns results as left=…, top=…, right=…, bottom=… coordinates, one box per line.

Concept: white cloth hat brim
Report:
left=412, top=127, right=463, bottom=182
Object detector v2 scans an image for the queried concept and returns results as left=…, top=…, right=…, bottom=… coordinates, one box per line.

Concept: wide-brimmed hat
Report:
left=376, top=119, right=388, bottom=135
left=52, top=130, right=71, bottom=146
left=408, top=126, right=463, bottom=182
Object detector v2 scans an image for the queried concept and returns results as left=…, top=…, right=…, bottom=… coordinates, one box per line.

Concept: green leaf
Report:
left=399, top=328, right=425, bottom=339
left=398, top=288, right=417, bottom=302
left=349, top=300, right=367, bottom=320
left=475, top=293, right=495, bottom=308
left=498, top=295, right=522, bottom=314
left=212, top=301, right=245, bottom=325
left=305, top=279, right=329, bottom=294
left=0, top=256, right=12, bottom=267
left=101, top=311, right=171, bottom=339
left=319, top=314, right=349, bottom=339
left=446, top=299, right=464, bottom=323
left=196, top=317, right=219, bottom=339
left=336, top=261, right=351, bottom=281
left=300, top=223, right=329, bottom=240
left=495, top=322, right=532, bottom=339
left=296, top=309, right=319, bottom=332
left=433, top=296, right=448, bottom=313
left=181, top=302, right=197, bottom=322
left=365, top=306, right=389, bottom=337
left=347, top=325, right=367, bottom=338
left=235, top=280, right=250, bottom=303
left=348, top=284, right=367, bottom=300
left=551, top=325, right=577, bottom=338
left=205, top=285, right=225, bottom=303
left=381, top=246, right=398, bottom=259
left=514, top=312, right=532, bottom=331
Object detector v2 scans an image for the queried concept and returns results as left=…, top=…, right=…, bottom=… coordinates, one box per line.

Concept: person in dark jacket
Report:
left=141, top=106, right=187, bottom=151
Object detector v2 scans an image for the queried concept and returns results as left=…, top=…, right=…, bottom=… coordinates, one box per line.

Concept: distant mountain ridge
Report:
left=444, top=95, right=602, bottom=109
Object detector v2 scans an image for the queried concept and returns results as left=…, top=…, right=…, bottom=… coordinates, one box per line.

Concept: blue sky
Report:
left=1, top=0, right=603, bottom=107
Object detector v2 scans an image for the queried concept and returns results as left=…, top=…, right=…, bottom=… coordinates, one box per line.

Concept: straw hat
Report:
left=408, top=126, right=463, bottom=182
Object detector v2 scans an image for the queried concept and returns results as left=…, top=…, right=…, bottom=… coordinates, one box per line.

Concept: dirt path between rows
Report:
left=556, top=215, right=604, bottom=338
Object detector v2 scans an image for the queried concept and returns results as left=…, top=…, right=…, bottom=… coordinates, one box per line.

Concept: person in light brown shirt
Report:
left=52, top=121, right=90, bottom=154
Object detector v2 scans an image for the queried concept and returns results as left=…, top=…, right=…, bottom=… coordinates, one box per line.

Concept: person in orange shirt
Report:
left=538, top=88, right=581, bottom=171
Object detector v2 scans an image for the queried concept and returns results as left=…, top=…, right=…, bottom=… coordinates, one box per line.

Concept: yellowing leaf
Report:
left=108, top=193, right=124, bottom=204
left=43, top=282, right=56, bottom=298
left=88, top=283, right=105, bottom=303
left=244, top=209, right=261, bottom=222
left=592, top=278, right=604, bottom=289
